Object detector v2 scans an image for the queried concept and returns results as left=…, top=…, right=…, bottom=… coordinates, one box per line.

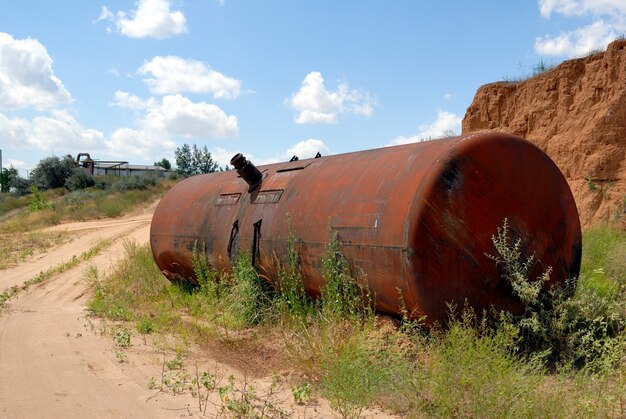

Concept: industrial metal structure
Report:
left=75, top=153, right=168, bottom=177
left=150, top=132, right=582, bottom=323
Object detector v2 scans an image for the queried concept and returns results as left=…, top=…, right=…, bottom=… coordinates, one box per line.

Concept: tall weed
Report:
left=273, top=228, right=313, bottom=319
left=320, top=235, right=372, bottom=320
left=227, top=252, right=272, bottom=326
left=487, top=219, right=625, bottom=372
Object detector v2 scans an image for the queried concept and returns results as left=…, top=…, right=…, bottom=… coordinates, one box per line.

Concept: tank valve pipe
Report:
left=230, top=153, right=263, bottom=192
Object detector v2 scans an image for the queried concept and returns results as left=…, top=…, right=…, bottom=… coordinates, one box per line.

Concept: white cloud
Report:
left=287, top=72, right=376, bottom=124
left=535, top=20, right=621, bottom=56
left=99, top=0, right=187, bottom=39
left=388, top=110, right=461, bottom=146
left=263, top=138, right=330, bottom=164
left=105, top=91, right=238, bottom=162
left=143, top=94, right=238, bottom=138
left=95, top=6, right=114, bottom=23
left=535, top=0, right=626, bottom=57
left=0, top=110, right=104, bottom=150
left=110, top=91, right=157, bottom=110
left=0, top=94, right=233, bottom=164
left=105, top=127, right=177, bottom=160
left=139, top=56, right=241, bottom=99
left=443, top=93, right=453, bottom=100
left=209, top=147, right=240, bottom=167
left=286, top=139, right=329, bottom=159
left=0, top=89, right=238, bottom=165
left=539, top=0, right=626, bottom=17
left=111, top=92, right=238, bottom=139
left=108, top=68, right=120, bottom=77
left=0, top=32, right=71, bottom=111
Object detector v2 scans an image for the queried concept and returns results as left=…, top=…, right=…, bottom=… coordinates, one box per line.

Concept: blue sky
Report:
left=1, top=0, right=625, bottom=175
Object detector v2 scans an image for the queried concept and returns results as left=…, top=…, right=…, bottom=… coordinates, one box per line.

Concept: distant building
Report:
left=93, top=162, right=169, bottom=177
left=76, top=153, right=171, bottom=177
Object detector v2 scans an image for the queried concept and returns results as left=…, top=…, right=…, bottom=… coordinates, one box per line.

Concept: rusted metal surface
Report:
left=150, top=132, right=582, bottom=323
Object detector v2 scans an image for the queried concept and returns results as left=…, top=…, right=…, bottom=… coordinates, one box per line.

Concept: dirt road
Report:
left=0, top=205, right=205, bottom=417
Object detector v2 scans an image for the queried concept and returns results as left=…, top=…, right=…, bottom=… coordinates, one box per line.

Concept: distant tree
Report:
left=174, top=143, right=219, bottom=176
left=0, top=166, right=18, bottom=193
left=191, top=144, right=218, bottom=174
left=30, top=156, right=76, bottom=190
left=174, top=144, right=193, bottom=176
left=154, top=158, right=172, bottom=171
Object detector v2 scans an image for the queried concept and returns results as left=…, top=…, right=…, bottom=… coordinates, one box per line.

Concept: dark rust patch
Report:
left=441, top=158, right=463, bottom=194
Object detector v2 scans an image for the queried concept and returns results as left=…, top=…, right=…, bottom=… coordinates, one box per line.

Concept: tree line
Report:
left=170, top=143, right=226, bottom=176
left=1, top=143, right=223, bottom=196
left=1, top=155, right=97, bottom=196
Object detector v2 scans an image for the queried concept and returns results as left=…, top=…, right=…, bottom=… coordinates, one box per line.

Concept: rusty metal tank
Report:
left=150, top=132, right=582, bottom=323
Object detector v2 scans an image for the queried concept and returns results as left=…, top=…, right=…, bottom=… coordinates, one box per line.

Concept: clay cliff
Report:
left=462, top=39, right=626, bottom=228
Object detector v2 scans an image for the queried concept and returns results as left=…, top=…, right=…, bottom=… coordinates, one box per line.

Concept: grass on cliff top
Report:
left=87, top=223, right=625, bottom=418
left=502, top=59, right=558, bottom=83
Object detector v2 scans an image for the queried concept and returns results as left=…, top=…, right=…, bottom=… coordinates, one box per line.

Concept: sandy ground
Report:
left=0, top=206, right=199, bottom=418
left=0, top=203, right=388, bottom=418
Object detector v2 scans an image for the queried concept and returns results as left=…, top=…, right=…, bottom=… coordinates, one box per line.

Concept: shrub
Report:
left=320, top=326, right=393, bottom=417
left=30, top=155, right=75, bottom=190
left=137, top=318, right=155, bottom=334
left=27, top=185, right=51, bottom=212
left=63, top=190, right=92, bottom=208
left=65, top=169, right=95, bottom=191
left=97, top=198, right=124, bottom=217
left=486, top=218, right=552, bottom=306
left=0, top=167, right=18, bottom=193
left=111, top=174, right=158, bottom=192
left=94, top=177, right=112, bottom=190
left=487, top=219, right=625, bottom=371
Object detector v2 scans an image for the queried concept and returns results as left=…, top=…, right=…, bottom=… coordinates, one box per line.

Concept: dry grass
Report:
left=85, top=225, right=626, bottom=417
left=0, top=230, right=71, bottom=270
